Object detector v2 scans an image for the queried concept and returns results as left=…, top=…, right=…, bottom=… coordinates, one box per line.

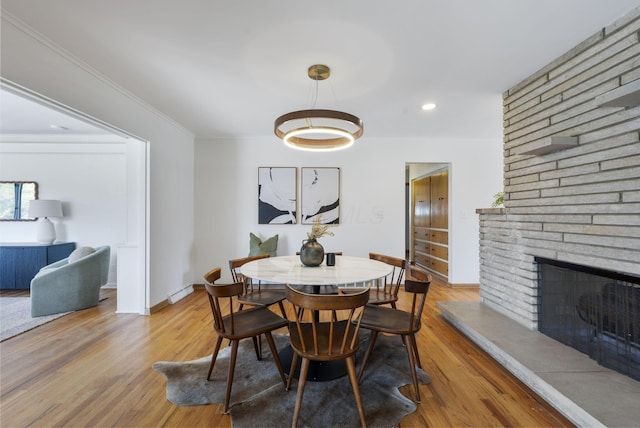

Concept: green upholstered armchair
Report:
left=30, top=245, right=110, bottom=317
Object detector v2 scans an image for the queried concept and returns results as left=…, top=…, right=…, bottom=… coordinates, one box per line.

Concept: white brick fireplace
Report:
left=477, top=8, right=640, bottom=330
left=439, top=11, right=640, bottom=425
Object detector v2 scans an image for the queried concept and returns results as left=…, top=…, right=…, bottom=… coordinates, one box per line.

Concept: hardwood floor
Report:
left=0, top=280, right=574, bottom=427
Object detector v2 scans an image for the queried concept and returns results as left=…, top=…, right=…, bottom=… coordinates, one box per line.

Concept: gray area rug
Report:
left=153, top=333, right=431, bottom=427
left=0, top=297, right=70, bottom=341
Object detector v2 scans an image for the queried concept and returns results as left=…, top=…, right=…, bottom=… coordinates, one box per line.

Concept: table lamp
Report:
left=28, top=199, right=63, bottom=244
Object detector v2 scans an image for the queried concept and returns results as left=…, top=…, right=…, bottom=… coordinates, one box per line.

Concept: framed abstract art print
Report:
left=301, top=167, right=340, bottom=224
left=258, top=167, right=297, bottom=224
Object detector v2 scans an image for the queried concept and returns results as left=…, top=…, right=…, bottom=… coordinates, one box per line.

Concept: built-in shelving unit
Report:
left=411, top=169, right=449, bottom=278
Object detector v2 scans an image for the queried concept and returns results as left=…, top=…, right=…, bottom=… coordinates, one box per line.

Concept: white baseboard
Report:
left=167, top=284, right=194, bottom=304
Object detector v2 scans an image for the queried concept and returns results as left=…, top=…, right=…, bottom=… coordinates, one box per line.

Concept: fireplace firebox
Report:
left=536, top=257, right=639, bottom=381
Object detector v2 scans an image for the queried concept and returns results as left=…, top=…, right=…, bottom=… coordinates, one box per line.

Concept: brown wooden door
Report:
left=412, top=176, right=431, bottom=227
left=431, top=170, right=448, bottom=229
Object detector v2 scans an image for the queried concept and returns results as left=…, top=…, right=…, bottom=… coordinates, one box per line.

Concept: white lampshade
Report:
left=29, top=199, right=63, bottom=218
left=28, top=200, right=63, bottom=244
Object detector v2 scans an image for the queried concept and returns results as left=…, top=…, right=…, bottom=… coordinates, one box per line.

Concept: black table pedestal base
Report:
left=279, top=345, right=347, bottom=382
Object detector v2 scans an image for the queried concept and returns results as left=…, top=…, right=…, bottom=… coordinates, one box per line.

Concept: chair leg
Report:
left=402, top=334, right=421, bottom=403
left=286, top=351, right=299, bottom=390
left=277, top=300, right=287, bottom=319
left=223, top=339, right=240, bottom=414
left=357, top=330, right=379, bottom=383
left=207, top=336, right=223, bottom=380
left=251, top=336, right=263, bottom=360
left=346, top=355, right=368, bottom=427
left=264, top=332, right=286, bottom=387
left=410, top=333, right=422, bottom=368
left=292, top=357, right=310, bottom=428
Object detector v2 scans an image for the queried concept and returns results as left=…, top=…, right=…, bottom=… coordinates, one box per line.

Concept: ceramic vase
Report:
left=300, top=239, right=324, bottom=267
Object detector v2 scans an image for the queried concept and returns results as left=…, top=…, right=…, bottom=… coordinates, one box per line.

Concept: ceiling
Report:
left=1, top=0, right=639, bottom=140
left=0, top=89, right=113, bottom=136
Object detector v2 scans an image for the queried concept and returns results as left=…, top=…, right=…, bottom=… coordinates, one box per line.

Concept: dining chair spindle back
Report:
left=367, top=252, right=406, bottom=308
left=229, top=254, right=288, bottom=317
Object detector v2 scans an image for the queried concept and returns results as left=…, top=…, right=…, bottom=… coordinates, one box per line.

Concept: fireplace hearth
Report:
left=536, top=257, right=640, bottom=381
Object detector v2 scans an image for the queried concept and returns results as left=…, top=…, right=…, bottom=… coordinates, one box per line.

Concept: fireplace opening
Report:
left=536, top=257, right=639, bottom=381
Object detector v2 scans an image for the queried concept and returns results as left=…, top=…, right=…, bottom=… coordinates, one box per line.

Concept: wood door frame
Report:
left=1, top=80, right=150, bottom=314
left=406, top=163, right=450, bottom=273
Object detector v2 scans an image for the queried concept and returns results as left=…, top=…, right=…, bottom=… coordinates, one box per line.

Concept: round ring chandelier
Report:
left=274, top=65, right=364, bottom=152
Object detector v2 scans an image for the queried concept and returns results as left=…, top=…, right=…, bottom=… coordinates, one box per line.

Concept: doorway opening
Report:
left=0, top=80, right=149, bottom=314
left=406, top=163, right=450, bottom=280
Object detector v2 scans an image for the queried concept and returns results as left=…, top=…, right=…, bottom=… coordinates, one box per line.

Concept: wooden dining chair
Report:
left=285, top=284, right=370, bottom=428
left=367, top=252, right=406, bottom=308
left=357, top=264, right=431, bottom=403
left=229, top=254, right=287, bottom=318
left=229, top=254, right=287, bottom=359
left=203, top=267, right=288, bottom=414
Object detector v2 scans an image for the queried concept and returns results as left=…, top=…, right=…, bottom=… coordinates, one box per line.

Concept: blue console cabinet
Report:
left=0, top=242, right=76, bottom=289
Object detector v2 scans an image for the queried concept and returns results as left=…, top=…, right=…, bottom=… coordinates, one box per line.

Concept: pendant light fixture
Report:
left=274, top=64, right=364, bottom=152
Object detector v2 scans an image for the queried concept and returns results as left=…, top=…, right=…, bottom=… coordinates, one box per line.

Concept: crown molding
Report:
left=1, top=10, right=193, bottom=139
left=0, top=134, right=129, bottom=144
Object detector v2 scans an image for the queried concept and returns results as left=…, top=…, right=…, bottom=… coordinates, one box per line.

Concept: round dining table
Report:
left=240, top=254, right=392, bottom=287
left=240, top=254, right=393, bottom=381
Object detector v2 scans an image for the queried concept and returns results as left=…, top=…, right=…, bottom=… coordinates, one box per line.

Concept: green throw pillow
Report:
left=249, top=233, right=278, bottom=257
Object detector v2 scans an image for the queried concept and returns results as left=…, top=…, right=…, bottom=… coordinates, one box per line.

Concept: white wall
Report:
left=1, top=15, right=195, bottom=309
left=194, top=136, right=503, bottom=285
left=1, top=11, right=502, bottom=301
left=0, top=142, right=127, bottom=285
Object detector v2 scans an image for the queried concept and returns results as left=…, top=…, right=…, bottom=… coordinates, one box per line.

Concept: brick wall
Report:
left=477, top=8, right=640, bottom=329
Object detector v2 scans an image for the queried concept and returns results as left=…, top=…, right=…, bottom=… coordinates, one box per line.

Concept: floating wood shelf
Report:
left=596, top=79, right=640, bottom=108
left=516, top=136, right=578, bottom=156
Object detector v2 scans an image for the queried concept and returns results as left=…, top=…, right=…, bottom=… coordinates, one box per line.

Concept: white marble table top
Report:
left=240, top=255, right=392, bottom=286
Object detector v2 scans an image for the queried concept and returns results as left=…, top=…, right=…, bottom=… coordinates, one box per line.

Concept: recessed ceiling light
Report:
left=421, top=103, right=437, bottom=111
